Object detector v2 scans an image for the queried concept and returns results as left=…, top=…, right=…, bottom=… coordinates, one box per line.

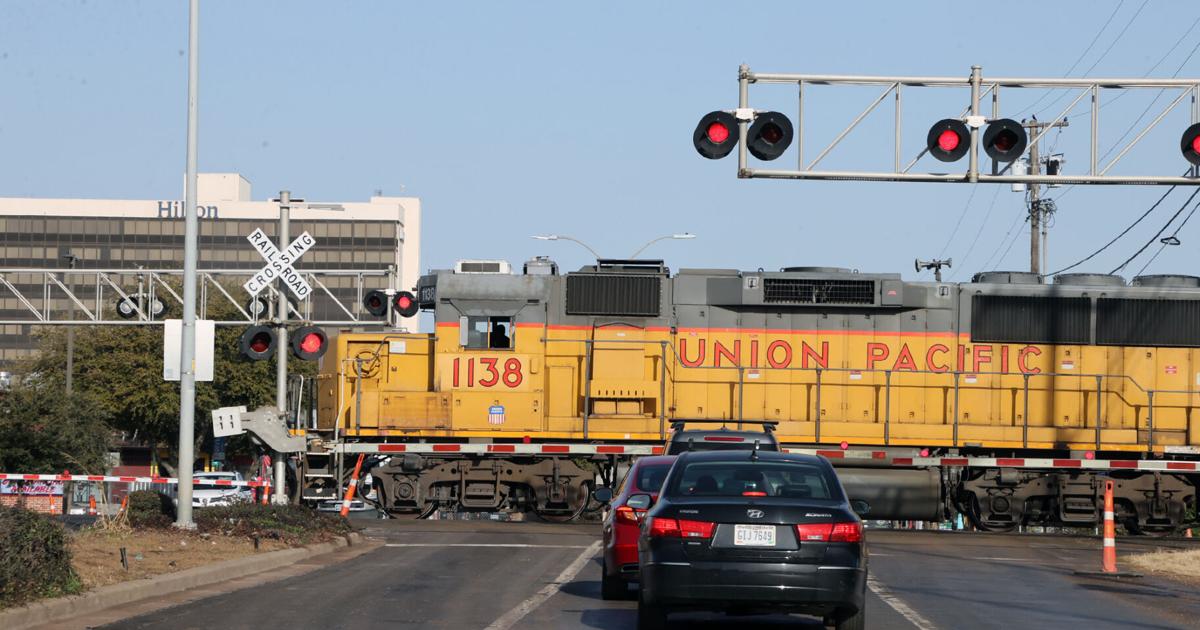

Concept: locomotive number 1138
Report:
left=441, top=355, right=529, bottom=390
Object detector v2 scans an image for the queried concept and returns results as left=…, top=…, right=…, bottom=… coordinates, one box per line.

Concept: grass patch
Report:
left=193, top=503, right=352, bottom=545
left=1127, top=548, right=1200, bottom=582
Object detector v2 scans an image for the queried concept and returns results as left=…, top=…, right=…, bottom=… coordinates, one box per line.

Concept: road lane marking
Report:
left=867, top=575, right=938, bottom=630
left=383, top=543, right=591, bottom=549
left=483, top=540, right=601, bottom=630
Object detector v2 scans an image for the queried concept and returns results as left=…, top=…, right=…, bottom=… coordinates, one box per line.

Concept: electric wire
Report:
left=1034, top=0, right=1149, bottom=118
left=1045, top=183, right=1179, bottom=276
left=1134, top=198, right=1197, bottom=276
left=1111, top=188, right=1200, bottom=274
left=1016, top=0, right=1125, bottom=117
left=979, top=203, right=1028, bottom=272
left=936, top=186, right=978, bottom=261
left=949, top=186, right=1003, bottom=280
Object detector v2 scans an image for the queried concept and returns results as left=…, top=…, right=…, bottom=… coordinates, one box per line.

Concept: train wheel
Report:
left=533, top=485, right=591, bottom=523
left=417, top=500, right=439, bottom=520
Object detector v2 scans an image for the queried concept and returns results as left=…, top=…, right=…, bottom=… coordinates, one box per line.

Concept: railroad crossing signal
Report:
left=393, top=290, right=419, bottom=318
left=363, top=290, right=389, bottom=317
left=291, top=325, right=329, bottom=361
left=243, top=228, right=316, bottom=299
left=698, top=64, right=1200, bottom=185
left=240, top=325, right=276, bottom=360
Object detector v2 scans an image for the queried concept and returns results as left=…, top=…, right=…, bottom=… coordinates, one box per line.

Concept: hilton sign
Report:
left=157, top=201, right=220, bottom=219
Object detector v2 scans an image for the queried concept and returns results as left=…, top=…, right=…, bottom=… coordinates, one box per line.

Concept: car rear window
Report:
left=635, top=464, right=672, bottom=494
left=666, top=461, right=837, bottom=499
left=667, top=435, right=778, bottom=455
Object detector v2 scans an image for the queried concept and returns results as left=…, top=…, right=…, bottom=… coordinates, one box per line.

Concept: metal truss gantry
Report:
left=735, top=64, right=1200, bottom=185
left=0, top=267, right=397, bottom=326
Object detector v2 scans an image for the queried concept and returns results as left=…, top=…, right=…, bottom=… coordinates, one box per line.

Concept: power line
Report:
left=1045, top=183, right=1179, bottom=276
left=1110, top=187, right=1200, bottom=274
left=979, top=203, right=1028, bottom=271
left=1016, top=0, right=1125, bottom=116
left=1134, top=198, right=1197, bottom=276
left=1035, top=0, right=1150, bottom=118
left=950, top=186, right=1002, bottom=280
left=933, top=186, right=979, bottom=268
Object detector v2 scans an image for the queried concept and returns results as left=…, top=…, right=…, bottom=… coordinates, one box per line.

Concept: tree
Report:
left=21, top=299, right=317, bottom=474
left=0, top=381, right=109, bottom=474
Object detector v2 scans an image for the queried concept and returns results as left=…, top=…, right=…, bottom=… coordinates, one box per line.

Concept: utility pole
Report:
left=274, top=191, right=291, bottom=505
left=175, top=0, right=200, bottom=529
left=62, top=253, right=78, bottom=394
left=1025, top=118, right=1067, bottom=275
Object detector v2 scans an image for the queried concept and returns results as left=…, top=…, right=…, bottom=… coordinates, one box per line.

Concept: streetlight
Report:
left=530, top=234, right=602, bottom=260
left=629, top=233, right=696, bottom=258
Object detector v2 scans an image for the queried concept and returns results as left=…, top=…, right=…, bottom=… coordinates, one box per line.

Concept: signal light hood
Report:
left=982, top=118, right=1027, bottom=162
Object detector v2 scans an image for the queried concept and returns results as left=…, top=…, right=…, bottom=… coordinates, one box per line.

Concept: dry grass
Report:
left=1127, top=548, right=1200, bottom=583
left=69, top=528, right=289, bottom=589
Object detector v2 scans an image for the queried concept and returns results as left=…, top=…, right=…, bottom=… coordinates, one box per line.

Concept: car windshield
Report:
left=667, top=461, right=837, bottom=500
left=635, top=464, right=672, bottom=494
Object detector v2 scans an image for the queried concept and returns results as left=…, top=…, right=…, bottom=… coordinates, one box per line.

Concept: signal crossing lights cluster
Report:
left=239, top=325, right=328, bottom=362
left=697, top=109, right=1200, bottom=169
left=362, top=289, right=419, bottom=318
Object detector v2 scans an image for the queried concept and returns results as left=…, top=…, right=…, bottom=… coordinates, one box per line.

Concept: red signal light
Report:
left=1181, top=123, right=1200, bottom=165
left=982, top=119, right=1027, bottom=162
left=927, top=119, right=970, bottom=162
left=693, top=111, right=740, bottom=160
left=747, top=111, right=794, bottom=161
left=290, top=325, right=328, bottom=361
left=706, top=121, right=730, bottom=144
left=937, top=129, right=960, bottom=152
left=363, top=290, right=388, bottom=317
left=393, top=290, right=419, bottom=318
left=239, top=325, right=276, bottom=361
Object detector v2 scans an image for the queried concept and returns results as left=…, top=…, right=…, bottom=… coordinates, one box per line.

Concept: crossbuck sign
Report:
left=243, top=228, right=316, bottom=299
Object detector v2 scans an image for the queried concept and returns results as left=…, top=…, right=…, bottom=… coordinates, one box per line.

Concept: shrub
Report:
left=127, top=490, right=175, bottom=529
left=194, top=503, right=351, bottom=544
left=0, top=505, right=81, bottom=608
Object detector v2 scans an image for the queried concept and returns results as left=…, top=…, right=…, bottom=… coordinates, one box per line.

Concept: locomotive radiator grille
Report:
left=762, top=278, right=875, bottom=304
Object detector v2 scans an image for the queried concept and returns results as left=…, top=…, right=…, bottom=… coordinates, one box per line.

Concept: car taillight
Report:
left=647, top=517, right=715, bottom=539
left=742, top=491, right=767, bottom=497
left=830, top=522, right=864, bottom=543
left=615, top=506, right=640, bottom=525
left=795, top=521, right=863, bottom=543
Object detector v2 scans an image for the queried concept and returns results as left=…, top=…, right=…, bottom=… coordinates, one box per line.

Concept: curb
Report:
left=0, top=532, right=365, bottom=630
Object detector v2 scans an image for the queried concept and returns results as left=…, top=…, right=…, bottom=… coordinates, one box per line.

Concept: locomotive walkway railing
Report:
left=544, top=336, right=1197, bottom=452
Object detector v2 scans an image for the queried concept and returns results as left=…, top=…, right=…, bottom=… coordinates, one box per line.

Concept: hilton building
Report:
left=0, top=173, right=421, bottom=363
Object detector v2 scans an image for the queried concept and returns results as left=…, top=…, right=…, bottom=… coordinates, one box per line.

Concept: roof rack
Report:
left=669, top=419, right=778, bottom=433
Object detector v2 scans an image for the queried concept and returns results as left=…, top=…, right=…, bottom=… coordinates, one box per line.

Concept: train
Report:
left=304, top=257, right=1200, bottom=532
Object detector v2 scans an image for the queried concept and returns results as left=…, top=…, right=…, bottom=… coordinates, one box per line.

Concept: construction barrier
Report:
left=0, top=473, right=272, bottom=488
left=1102, top=480, right=1118, bottom=574
left=340, top=454, right=366, bottom=517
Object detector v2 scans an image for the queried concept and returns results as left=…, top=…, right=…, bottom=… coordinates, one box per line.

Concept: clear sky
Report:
left=1, top=0, right=1198, bottom=282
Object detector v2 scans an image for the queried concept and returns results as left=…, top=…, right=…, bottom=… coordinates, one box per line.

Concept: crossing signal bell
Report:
left=239, top=325, right=276, bottom=361
left=1181, top=123, right=1200, bottom=165
left=693, top=111, right=739, bottom=159
left=393, top=290, right=419, bottom=318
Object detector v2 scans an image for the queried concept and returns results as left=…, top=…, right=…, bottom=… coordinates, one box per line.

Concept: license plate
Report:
left=733, top=524, right=776, bottom=547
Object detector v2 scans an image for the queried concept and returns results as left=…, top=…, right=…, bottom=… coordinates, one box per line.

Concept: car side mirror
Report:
left=592, top=487, right=613, bottom=504
left=850, top=499, right=870, bottom=516
left=626, top=493, right=652, bottom=510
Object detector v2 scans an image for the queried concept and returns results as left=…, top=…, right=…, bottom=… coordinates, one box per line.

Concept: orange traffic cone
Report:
left=1187, top=528, right=1194, bottom=538
left=87, top=495, right=97, bottom=516
left=1101, top=480, right=1117, bottom=573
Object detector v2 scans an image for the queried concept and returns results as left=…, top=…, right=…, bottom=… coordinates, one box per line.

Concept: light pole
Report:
left=629, top=233, right=696, bottom=258
left=62, top=253, right=78, bottom=394
left=175, top=0, right=200, bottom=529
left=530, top=234, right=602, bottom=260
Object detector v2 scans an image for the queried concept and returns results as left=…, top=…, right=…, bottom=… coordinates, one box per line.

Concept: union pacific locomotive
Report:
left=309, top=258, right=1199, bottom=532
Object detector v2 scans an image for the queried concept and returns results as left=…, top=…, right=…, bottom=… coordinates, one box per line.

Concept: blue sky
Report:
left=1, top=1, right=1198, bottom=282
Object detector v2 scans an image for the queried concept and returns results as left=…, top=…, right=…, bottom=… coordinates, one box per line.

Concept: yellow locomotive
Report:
left=312, top=259, right=1198, bottom=531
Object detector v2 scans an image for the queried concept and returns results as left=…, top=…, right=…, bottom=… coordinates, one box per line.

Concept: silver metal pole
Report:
left=738, top=64, right=750, bottom=175
left=174, top=0, right=199, bottom=529
left=968, top=66, right=981, bottom=183
left=274, top=191, right=290, bottom=504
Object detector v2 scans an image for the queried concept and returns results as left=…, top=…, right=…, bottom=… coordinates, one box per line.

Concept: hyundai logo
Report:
left=747, top=509, right=765, bottom=519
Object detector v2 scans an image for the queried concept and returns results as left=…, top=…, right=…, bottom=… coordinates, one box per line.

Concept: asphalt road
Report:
left=95, top=520, right=1200, bottom=630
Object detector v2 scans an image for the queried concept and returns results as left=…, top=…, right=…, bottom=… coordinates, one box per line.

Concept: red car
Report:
left=599, top=455, right=677, bottom=600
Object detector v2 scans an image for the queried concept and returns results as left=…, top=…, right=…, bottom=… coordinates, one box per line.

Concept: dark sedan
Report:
left=635, top=450, right=867, bottom=629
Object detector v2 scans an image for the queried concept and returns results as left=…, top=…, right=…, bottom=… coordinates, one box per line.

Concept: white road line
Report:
left=384, top=543, right=591, bottom=549
left=867, top=575, right=938, bottom=630
left=974, top=557, right=1029, bottom=562
left=483, top=540, right=601, bottom=630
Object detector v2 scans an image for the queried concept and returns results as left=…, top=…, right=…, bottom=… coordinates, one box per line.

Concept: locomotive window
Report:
left=462, top=316, right=513, bottom=350
left=971, top=295, right=1090, bottom=344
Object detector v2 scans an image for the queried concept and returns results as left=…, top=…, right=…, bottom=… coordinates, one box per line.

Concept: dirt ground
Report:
left=70, top=528, right=290, bottom=589
left=1127, top=548, right=1200, bottom=584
